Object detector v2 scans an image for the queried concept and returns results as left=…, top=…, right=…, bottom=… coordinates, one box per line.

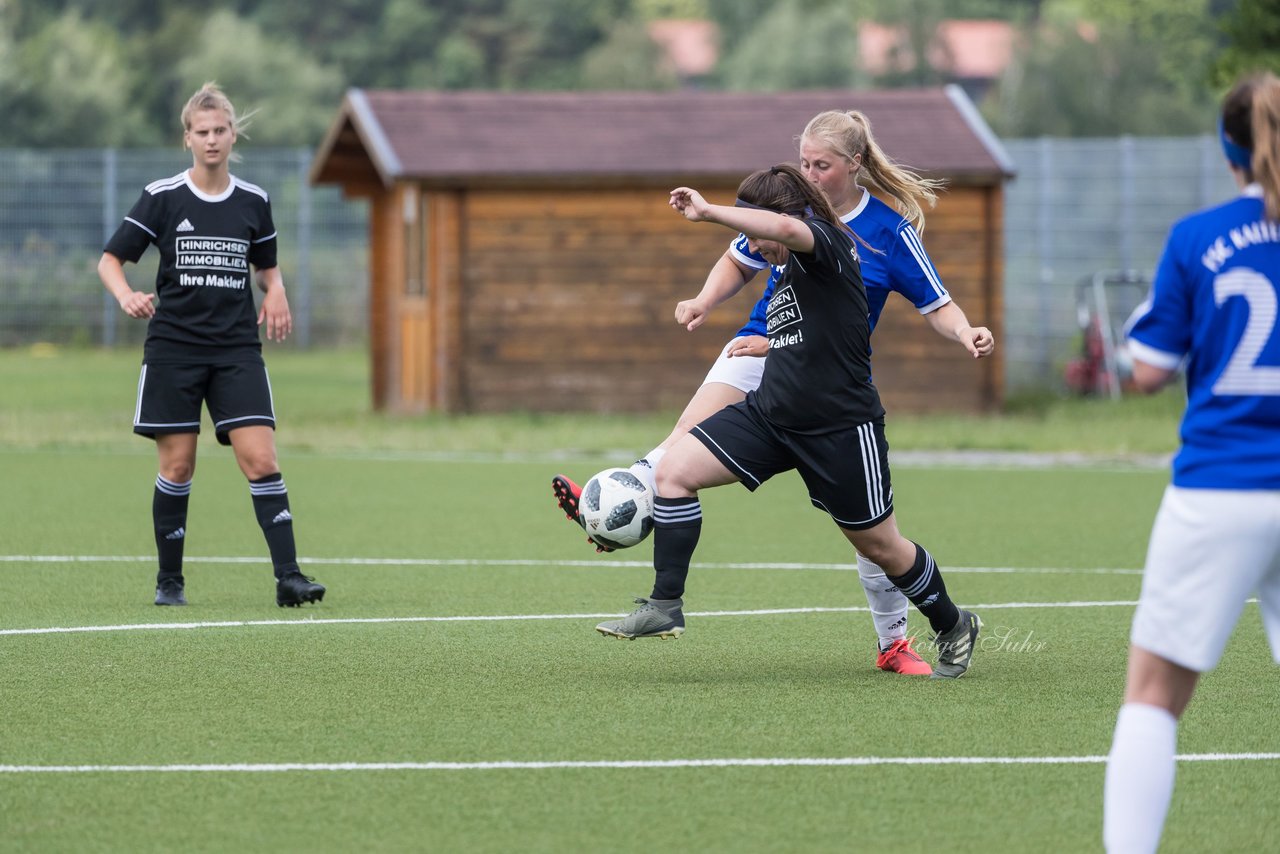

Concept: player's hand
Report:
left=960, top=326, right=995, bottom=359
left=727, top=335, right=768, bottom=357
left=675, top=297, right=711, bottom=331
left=258, top=285, right=293, bottom=342
left=117, top=291, right=156, bottom=319
left=669, top=187, right=711, bottom=222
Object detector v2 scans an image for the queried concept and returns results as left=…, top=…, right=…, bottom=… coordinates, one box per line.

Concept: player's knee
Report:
left=160, top=460, right=195, bottom=483
left=654, top=459, right=694, bottom=499
left=238, top=454, right=279, bottom=482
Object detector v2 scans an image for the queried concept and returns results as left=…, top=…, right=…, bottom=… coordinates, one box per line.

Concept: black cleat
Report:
left=154, top=577, right=187, bottom=606
left=276, top=571, right=325, bottom=607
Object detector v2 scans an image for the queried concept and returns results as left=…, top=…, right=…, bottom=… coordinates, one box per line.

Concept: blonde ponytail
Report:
left=800, top=109, right=946, bottom=232
left=1249, top=74, right=1280, bottom=221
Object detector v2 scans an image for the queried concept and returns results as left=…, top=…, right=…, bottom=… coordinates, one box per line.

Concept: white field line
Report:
left=0, top=753, right=1275, bottom=775
left=0, top=600, right=1144, bottom=637
left=0, top=445, right=1172, bottom=470
left=0, top=554, right=1145, bottom=575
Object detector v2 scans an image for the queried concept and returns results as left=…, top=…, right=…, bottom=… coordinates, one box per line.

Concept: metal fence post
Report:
left=296, top=147, right=312, bottom=349
left=1036, top=136, right=1053, bottom=383
left=102, top=147, right=117, bottom=347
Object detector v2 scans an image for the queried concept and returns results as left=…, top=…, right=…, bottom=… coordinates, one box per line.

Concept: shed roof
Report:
left=311, top=85, right=1013, bottom=189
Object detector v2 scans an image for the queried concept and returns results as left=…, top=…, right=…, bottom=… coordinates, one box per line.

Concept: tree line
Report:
left=0, top=0, right=1273, bottom=149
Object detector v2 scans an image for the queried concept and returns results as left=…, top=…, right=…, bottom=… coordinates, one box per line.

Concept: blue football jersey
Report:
left=1126, top=184, right=1280, bottom=489
left=729, top=188, right=951, bottom=339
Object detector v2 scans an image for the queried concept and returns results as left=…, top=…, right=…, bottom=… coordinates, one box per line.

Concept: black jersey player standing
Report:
left=596, top=165, right=980, bottom=679
left=97, top=82, right=324, bottom=608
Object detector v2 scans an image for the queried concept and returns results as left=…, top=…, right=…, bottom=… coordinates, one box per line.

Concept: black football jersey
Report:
left=105, top=171, right=278, bottom=363
left=752, top=217, right=885, bottom=432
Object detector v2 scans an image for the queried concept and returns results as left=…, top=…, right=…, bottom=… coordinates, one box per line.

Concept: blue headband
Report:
left=1220, top=120, right=1253, bottom=170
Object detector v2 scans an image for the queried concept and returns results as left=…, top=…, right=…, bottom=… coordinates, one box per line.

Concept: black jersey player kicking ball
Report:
left=595, top=165, right=980, bottom=679
left=97, top=82, right=324, bottom=608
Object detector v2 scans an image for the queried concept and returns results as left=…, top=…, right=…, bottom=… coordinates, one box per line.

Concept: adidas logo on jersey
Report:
left=176, top=218, right=195, bottom=232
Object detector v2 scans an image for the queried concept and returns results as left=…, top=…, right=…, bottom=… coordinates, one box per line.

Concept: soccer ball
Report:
left=580, top=467, right=654, bottom=550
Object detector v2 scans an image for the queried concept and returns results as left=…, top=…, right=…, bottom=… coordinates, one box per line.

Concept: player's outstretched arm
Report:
left=925, top=301, right=994, bottom=359
left=669, top=187, right=814, bottom=252
left=674, top=251, right=759, bottom=332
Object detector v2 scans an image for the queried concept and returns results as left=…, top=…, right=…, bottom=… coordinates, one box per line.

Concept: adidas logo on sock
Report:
left=176, top=218, right=195, bottom=232
left=165, top=527, right=185, bottom=540
left=272, top=510, right=292, bottom=524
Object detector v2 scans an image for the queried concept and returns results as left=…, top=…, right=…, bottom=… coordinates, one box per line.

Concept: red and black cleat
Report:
left=551, top=474, right=614, bottom=553
left=551, top=474, right=582, bottom=523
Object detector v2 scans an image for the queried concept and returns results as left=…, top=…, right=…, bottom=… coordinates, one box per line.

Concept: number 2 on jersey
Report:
left=1212, top=267, right=1280, bottom=395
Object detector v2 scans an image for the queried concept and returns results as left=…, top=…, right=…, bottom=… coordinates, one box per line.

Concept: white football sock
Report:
left=1104, top=702, right=1177, bottom=854
left=629, top=446, right=665, bottom=496
left=856, top=553, right=910, bottom=650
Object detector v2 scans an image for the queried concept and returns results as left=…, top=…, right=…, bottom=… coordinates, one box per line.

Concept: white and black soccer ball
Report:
left=580, top=467, right=654, bottom=550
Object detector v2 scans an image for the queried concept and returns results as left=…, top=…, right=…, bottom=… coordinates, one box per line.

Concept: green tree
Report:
left=0, top=10, right=150, bottom=146
left=868, top=0, right=949, bottom=87
left=580, top=19, right=679, bottom=89
left=1212, top=0, right=1280, bottom=87
left=173, top=10, right=344, bottom=146
left=716, top=0, right=865, bottom=90
left=1071, top=0, right=1221, bottom=103
left=985, top=19, right=1212, bottom=136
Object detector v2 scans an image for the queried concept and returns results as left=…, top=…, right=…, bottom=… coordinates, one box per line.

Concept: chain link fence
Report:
left=0, top=138, right=1243, bottom=394
left=0, top=147, right=366, bottom=349
left=1002, top=135, right=1236, bottom=393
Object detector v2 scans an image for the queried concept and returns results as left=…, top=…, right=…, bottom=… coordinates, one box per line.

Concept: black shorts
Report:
left=691, top=398, right=893, bottom=531
left=134, top=361, right=276, bottom=446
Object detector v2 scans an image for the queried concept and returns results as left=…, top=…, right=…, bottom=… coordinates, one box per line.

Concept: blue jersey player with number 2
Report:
left=1103, top=71, right=1280, bottom=854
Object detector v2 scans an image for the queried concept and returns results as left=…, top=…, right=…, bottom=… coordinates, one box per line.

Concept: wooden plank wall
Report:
left=410, top=183, right=1003, bottom=414
left=459, top=185, right=757, bottom=413
left=866, top=185, right=1003, bottom=413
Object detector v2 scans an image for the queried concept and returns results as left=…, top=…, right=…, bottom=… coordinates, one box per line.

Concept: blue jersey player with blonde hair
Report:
left=1104, top=71, right=1280, bottom=853
left=553, top=109, right=993, bottom=674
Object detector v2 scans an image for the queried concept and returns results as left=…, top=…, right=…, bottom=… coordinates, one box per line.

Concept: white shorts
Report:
left=1130, top=485, right=1280, bottom=672
left=700, top=337, right=767, bottom=393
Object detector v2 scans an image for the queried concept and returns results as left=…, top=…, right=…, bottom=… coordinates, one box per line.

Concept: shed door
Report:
left=399, top=187, right=429, bottom=408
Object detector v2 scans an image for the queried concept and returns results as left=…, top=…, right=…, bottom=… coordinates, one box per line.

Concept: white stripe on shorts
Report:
left=691, top=425, right=761, bottom=487
left=857, top=423, right=886, bottom=519
left=134, top=364, right=147, bottom=426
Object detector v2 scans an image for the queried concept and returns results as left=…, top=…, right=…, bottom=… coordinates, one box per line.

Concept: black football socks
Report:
left=650, top=496, right=702, bottom=600
left=249, top=473, right=298, bottom=579
left=153, top=474, right=191, bottom=582
left=889, top=542, right=961, bottom=634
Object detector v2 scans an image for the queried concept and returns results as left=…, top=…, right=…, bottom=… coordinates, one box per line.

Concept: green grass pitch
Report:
left=0, top=349, right=1274, bottom=852
left=1, top=448, right=1277, bottom=853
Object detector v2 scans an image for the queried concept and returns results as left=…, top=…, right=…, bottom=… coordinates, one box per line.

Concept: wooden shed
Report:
left=310, top=86, right=1013, bottom=414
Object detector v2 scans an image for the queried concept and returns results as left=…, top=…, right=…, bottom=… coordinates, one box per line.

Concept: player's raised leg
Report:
left=596, top=431, right=736, bottom=639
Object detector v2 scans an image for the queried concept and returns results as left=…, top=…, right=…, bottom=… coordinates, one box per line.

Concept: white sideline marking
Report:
left=0, top=600, right=1143, bottom=637
left=0, top=554, right=1145, bottom=575
left=0, top=753, right=1275, bottom=774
